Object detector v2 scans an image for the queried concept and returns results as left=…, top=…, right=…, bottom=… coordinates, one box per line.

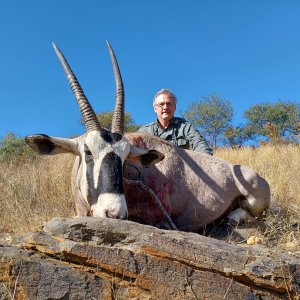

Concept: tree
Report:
left=182, top=95, right=233, bottom=147
left=244, top=101, right=300, bottom=144
left=81, top=112, right=140, bottom=133
left=223, top=125, right=254, bottom=148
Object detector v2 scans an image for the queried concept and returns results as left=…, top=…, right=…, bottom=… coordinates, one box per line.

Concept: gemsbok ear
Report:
left=127, top=146, right=164, bottom=167
left=25, top=134, right=80, bottom=155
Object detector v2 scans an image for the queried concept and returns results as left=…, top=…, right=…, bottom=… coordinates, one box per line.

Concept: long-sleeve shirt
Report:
left=138, top=117, right=213, bottom=155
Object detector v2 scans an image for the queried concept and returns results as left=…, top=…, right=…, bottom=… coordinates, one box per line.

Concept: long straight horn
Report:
left=106, top=40, right=125, bottom=135
left=52, top=42, right=102, bottom=132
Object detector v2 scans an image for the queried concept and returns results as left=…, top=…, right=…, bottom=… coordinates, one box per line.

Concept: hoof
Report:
left=225, top=218, right=239, bottom=228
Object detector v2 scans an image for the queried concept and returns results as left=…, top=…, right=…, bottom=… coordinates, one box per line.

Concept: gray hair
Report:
left=152, top=89, right=177, bottom=107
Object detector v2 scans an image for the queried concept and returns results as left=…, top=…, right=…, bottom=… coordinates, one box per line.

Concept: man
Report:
left=138, top=89, right=213, bottom=155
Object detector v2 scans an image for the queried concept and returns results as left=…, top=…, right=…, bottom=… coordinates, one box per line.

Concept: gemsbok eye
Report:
left=85, top=149, right=92, bottom=156
left=84, top=144, right=92, bottom=156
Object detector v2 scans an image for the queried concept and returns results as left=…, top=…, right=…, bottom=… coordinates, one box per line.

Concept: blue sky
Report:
left=1, top=1, right=300, bottom=139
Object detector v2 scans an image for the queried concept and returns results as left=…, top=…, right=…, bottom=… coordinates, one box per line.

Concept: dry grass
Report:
left=216, top=144, right=300, bottom=254
left=0, top=154, right=75, bottom=234
left=216, top=144, right=300, bottom=208
left=0, top=145, right=299, bottom=255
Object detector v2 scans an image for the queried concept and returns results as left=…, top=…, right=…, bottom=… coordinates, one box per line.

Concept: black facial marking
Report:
left=100, top=131, right=123, bottom=144
left=111, top=133, right=123, bottom=142
left=98, top=152, right=124, bottom=194
left=101, top=131, right=112, bottom=143
left=84, top=144, right=92, bottom=156
left=84, top=151, right=124, bottom=206
left=84, top=150, right=96, bottom=205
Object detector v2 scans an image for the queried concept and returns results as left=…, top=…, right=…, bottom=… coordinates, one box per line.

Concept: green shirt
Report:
left=138, top=117, right=213, bottom=155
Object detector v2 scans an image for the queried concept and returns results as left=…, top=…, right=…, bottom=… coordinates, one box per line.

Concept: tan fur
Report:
left=123, top=133, right=270, bottom=232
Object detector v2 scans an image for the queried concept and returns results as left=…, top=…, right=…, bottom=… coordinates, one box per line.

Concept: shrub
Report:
left=0, top=132, right=37, bottom=163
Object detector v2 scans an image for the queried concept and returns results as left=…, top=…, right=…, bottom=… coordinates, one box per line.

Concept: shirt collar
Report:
left=155, top=117, right=175, bottom=130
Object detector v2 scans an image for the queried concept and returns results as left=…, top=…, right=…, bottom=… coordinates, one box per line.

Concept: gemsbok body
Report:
left=26, top=41, right=270, bottom=232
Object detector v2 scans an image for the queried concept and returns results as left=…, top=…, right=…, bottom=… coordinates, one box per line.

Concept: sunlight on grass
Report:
left=216, top=144, right=300, bottom=208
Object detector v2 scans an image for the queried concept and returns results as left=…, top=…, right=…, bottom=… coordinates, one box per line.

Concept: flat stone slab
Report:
left=0, top=217, right=299, bottom=299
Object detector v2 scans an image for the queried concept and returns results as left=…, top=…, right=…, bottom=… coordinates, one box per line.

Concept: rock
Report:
left=0, top=217, right=300, bottom=299
left=247, top=236, right=261, bottom=245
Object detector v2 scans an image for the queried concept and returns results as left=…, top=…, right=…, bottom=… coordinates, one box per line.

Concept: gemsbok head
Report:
left=25, top=41, right=164, bottom=219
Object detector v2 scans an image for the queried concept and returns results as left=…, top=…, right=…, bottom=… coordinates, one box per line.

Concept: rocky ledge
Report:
left=0, top=217, right=299, bottom=299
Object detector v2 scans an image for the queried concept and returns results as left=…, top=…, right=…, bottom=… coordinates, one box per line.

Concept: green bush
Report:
left=0, top=132, right=38, bottom=163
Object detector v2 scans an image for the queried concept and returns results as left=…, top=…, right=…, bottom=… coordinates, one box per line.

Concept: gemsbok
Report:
left=26, top=41, right=271, bottom=232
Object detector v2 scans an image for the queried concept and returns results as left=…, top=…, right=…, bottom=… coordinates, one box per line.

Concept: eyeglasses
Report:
left=155, top=101, right=175, bottom=108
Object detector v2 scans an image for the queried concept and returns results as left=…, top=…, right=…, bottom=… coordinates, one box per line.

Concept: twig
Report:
left=123, top=178, right=178, bottom=230
left=1, top=283, right=13, bottom=300
left=280, top=260, right=292, bottom=300
left=12, top=261, right=22, bottom=300
left=223, top=277, right=234, bottom=299
left=124, top=163, right=143, bottom=181
left=185, top=270, right=200, bottom=300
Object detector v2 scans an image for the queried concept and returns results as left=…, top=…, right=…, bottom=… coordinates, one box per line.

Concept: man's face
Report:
left=154, top=93, right=176, bottom=125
